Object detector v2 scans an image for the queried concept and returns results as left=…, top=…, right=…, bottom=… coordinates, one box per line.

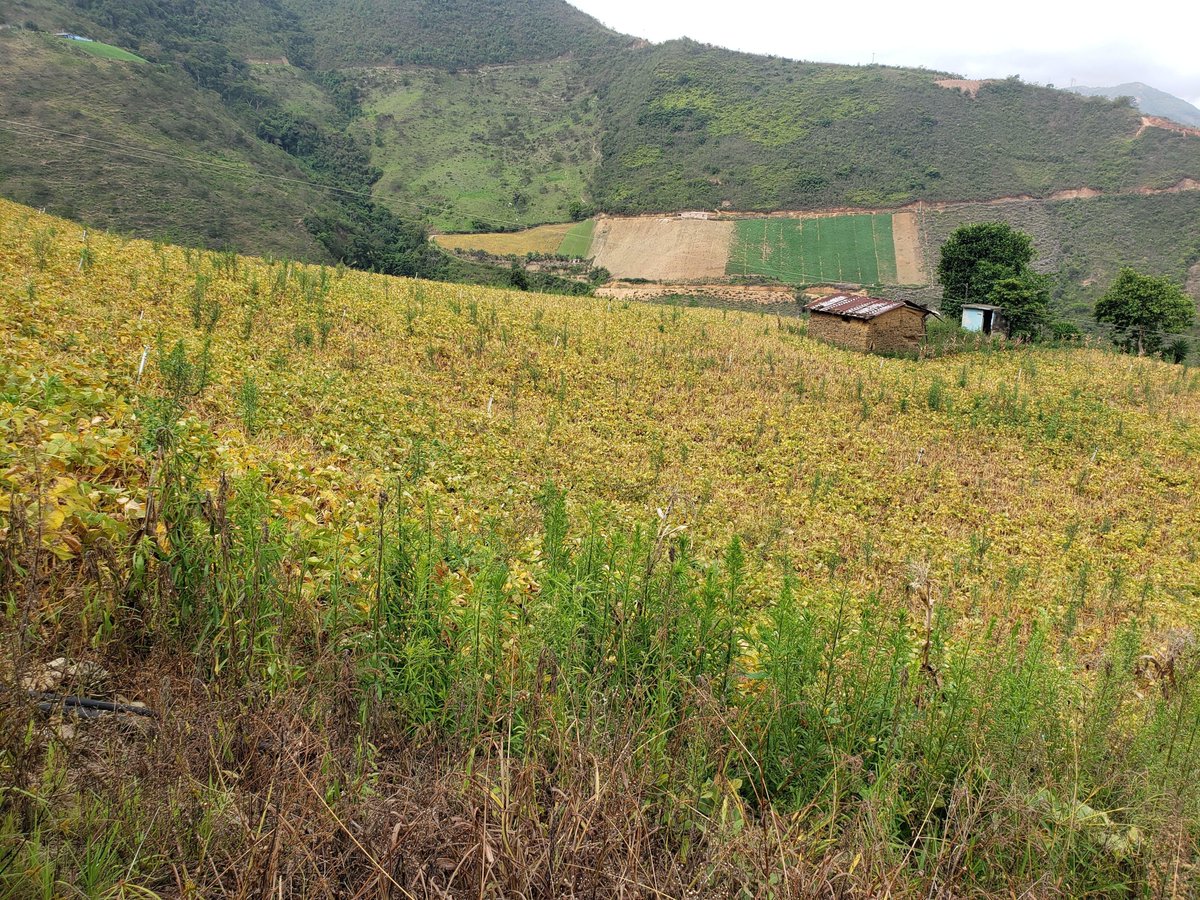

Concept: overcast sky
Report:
left=569, top=1, right=1200, bottom=108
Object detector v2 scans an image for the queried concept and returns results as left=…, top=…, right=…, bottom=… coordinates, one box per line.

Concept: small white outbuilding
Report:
left=961, top=304, right=1007, bottom=337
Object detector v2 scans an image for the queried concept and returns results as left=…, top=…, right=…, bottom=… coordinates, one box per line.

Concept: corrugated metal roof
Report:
left=805, top=295, right=911, bottom=320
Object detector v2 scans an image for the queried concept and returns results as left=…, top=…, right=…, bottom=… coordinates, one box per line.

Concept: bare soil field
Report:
left=589, top=216, right=735, bottom=281
left=434, top=223, right=575, bottom=255
left=891, top=212, right=925, bottom=284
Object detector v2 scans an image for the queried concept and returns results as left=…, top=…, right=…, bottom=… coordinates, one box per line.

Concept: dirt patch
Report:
left=1048, top=187, right=1103, bottom=201
left=589, top=216, right=734, bottom=281
left=1188, top=262, right=1200, bottom=299
left=891, top=212, right=925, bottom=284
left=1136, top=177, right=1200, bottom=195
left=1136, top=116, right=1200, bottom=139
left=934, top=79, right=991, bottom=98
left=433, top=223, right=575, bottom=256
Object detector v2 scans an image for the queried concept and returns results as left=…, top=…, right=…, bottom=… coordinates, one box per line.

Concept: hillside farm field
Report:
left=4, top=199, right=1200, bottom=895
left=444, top=211, right=928, bottom=286
left=557, top=218, right=595, bottom=257
left=433, top=222, right=576, bottom=255
left=59, top=37, right=148, bottom=62
left=728, top=214, right=900, bottom=285
left=588, top=215, right=734, bottom=280
left=433, top=218, right=596, bottom=257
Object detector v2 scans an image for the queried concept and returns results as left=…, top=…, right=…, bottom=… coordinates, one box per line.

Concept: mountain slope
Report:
left=280, top=0, right=625, bottom=69
left=1070, top=82, right=1200, bottom=127
left=0, top=23, right=510, bottom=284
left=0, top=29, right=329, bottom=260
left=6, top=0, right=312, bottom=76
left=588, top=41, right=1200, bottom=213
left=3, top=197, right=1199, bottom=895
left=352, top=58, right=599, bottom=231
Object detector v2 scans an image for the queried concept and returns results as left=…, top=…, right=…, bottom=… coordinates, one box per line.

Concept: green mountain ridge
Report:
left=588, top=41, right=1196, bottom=213
left=280, top=0, right=625, bottom=69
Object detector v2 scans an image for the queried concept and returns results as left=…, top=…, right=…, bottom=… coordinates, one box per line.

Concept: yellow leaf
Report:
left=155, top=521, right=171, bottom=554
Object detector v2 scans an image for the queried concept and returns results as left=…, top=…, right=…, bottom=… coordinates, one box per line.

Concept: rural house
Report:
left=805, top=295, right=938, bottom=353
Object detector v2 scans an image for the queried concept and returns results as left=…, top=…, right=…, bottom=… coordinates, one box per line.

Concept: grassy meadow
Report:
left=728, top=215, right=899, bottom=285
left=2, top=198, right=1200, bottom=895
left=435, top=219, right=597, bottom=258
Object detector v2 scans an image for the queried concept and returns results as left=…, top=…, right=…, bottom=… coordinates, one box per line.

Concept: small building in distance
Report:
left=960, top=303, right=1007, bottom=337
left=55, top=32, right=94, bottom=42
left=805, top=294, right=939, bottom=353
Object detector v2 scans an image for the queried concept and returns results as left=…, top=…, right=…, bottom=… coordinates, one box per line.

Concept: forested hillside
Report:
left=588, top=41, right=1199, bottom=212
left=280, top=0, right=624, bottom=69
left=0, top=28, right=329, bottom=260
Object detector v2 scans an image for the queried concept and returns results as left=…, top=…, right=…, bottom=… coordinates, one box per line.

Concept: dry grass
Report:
left=433, top=223, right=577, bottom=256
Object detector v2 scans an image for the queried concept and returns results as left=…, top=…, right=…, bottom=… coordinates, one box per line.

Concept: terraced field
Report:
left=728, top=215, right=898, bottom=285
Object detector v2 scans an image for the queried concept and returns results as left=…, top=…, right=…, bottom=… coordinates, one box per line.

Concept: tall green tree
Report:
left=937, top=223, right=1036, bottom=321
left=988, top=273, right=1051, bottom=340
left=1094, top=267, right=1195, bottom=356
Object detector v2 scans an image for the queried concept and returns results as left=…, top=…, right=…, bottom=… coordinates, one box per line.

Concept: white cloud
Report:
left=570, top=0, right=1200, bottom=107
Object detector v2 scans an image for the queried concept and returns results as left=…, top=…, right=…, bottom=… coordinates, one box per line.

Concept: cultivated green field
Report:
left=727, top=214, right=898, bottom=284
left=557, top=218, right=595, bottom=256
left=60, top=37, right=148, bottom=63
